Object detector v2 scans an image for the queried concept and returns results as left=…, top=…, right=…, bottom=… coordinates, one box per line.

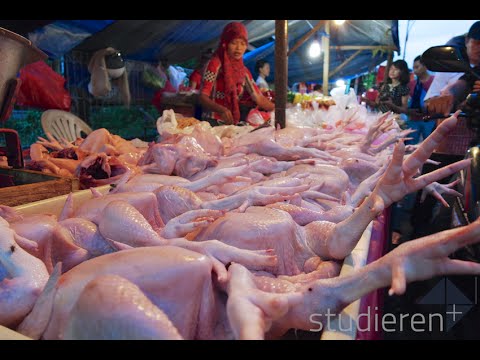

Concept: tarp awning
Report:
left=2, top=19, right=399, bottom=85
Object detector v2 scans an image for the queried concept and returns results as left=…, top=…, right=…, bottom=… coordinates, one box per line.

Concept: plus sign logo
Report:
left=417, top=277, right=476, bottom=331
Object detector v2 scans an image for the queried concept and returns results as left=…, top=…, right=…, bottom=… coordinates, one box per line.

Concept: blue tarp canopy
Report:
left=2, top=20, right=399, bottom=85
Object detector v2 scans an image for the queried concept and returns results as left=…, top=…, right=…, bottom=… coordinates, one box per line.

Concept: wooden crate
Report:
left=0, top=167, right=80, bottom=207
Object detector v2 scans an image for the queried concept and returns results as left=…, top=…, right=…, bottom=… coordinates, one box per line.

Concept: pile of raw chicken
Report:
left=2, top=101, right=480, bottom=340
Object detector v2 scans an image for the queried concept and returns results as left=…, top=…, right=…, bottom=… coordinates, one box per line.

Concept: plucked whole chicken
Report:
left=2, top=104, right=478, bottom=340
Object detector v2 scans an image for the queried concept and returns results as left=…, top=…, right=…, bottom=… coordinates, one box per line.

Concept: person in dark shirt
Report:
left=426, top=21, right=480, bottom=116
left=404, top=21, right=480, bottom=244
left=362, top=59, right=410, bottom=114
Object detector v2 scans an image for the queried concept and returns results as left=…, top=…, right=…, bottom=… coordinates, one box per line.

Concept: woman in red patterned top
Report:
left=198, top=22, right=274, bottom=126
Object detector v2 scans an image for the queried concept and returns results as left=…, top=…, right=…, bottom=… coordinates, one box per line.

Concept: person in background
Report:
left=255, top=59, right=271, bottom=90
left=189, top=48, right=214, bottom=90
left=311, top=84, right=323, bottom=98
left=423, top=34, right=466, bottom=102
left=395, top=22, right=480, bottom=248
left=88, top=48, right=131, bottom=107
left=362, top=59, right=410, bottom=115
left=396, top=23, right=480, bottom=325
left=150, top=59, right=177, bottom=113
left=425, top=21, right=480, bottom=118
left=390, top=56, right=435, bottom=246
left=423, top=21, right=480, bottom=157
left=198, top=22, right=274, bottom=126
left=404, top=55, right=435, bottom=144
left=375, top=60, right=414, bottom=246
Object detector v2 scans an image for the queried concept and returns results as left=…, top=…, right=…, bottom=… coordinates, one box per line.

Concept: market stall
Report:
left=1, top=21, right=474, bottom=341
left=1, top=89, right=447, bottom=340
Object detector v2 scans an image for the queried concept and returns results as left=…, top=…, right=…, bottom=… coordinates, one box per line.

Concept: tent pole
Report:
left=322, top=21, right=330, bottom=96
left=275, top=20, right=288, bottom=129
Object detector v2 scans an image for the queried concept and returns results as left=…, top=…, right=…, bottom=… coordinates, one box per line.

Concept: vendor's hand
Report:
left=473, top=80, right=480, bottom=93
left=425, top=95, right=454, bottom=117
left=220, top=108, right=234, bottom=125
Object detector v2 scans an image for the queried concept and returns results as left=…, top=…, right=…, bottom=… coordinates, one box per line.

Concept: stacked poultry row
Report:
left=1, top=103, right=479, bottom=340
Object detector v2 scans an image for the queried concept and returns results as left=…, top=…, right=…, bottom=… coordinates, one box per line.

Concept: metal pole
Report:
left=275, top=20, right=288, bottom=129
left=322, top=21, right=330, bottom=96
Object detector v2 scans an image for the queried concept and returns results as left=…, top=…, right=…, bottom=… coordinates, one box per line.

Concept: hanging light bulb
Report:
left=334, top=20, right=346, bottom=25
left=308, top=33, right=321, bottom=58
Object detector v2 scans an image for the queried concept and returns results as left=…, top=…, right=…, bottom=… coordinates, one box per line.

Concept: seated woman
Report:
left=198, top=22, right=274, bottom=126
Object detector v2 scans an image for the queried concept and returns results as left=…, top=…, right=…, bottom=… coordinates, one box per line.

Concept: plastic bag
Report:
left=246, top=108, right=271, bottom=127
left=142, top=65, right=167, bottom=90
left=167, top=65, right=187, bottom=92
left=16, top=61, right=71, bottom=111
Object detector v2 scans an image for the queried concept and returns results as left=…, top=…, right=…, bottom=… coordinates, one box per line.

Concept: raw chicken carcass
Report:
left=195, top=114, right=471, bottom=274
left=225, top=213, right=480, bottom=339
left=20, top=246, right=269, bottom=340
left=0, top=218, right=49, bottom=328
left=95, top=200, right=277, bottom=276
left=63, top=275, right=184, bottom=340
left=113, top=164, right=252, bottom=194
left=73, top=191, right=165, bottom=231
left=18, top=214, right=480, bottom=340
left=140, top=137, right=217, bottom=178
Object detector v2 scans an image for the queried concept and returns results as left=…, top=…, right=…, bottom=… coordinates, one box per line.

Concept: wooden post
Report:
left=322, top=21, right=330, bottom=96
left=275, top=20, right=288, bottom=129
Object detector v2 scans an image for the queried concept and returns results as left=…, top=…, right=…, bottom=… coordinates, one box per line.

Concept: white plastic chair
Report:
left=41, top=110, right=93, bottom=143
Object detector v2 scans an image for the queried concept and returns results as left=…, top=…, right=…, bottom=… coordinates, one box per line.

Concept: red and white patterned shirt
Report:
left=200, top=55, right=259, bottom=122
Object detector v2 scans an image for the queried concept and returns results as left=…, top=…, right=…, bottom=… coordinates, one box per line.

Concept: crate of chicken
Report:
left=0, top=166, right=80, bottom=207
